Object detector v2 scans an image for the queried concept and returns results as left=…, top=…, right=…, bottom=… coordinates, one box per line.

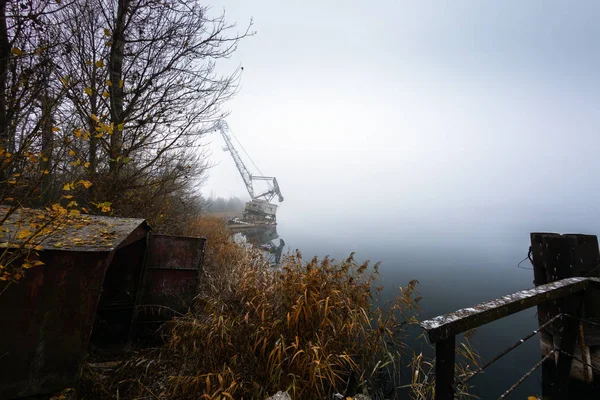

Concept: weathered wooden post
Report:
left=435, top=336, right=455, bottom=400
left=530, top=233, right=600, bottom=397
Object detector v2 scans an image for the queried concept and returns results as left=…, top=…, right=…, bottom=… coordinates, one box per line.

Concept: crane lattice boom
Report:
left=214, top=120, right=284, bottom=203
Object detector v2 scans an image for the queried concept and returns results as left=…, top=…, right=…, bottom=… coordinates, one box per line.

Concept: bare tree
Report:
left=56, top=0, right=250, bottom=225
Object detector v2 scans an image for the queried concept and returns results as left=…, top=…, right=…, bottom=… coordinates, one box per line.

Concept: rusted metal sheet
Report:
left=137, top=234, right=206, bottom=321
left=420, top=277, right=596, bottom=343
left=93, top=238, right=147, bottom=344
left=0, top=206, right=147, bottom=252
left=0, top=251, right=112, bottom=399
left=0, top=208, right=150, bottom=399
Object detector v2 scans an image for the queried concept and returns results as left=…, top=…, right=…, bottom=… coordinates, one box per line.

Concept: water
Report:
left=276, top=220, right=545, bottom=398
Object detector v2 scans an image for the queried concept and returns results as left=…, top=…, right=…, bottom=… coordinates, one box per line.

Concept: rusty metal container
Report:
left=0, top=208, right=149, bottom=399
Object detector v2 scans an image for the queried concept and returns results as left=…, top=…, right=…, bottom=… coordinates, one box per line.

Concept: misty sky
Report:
left=202, top=1, right=600, bottom=239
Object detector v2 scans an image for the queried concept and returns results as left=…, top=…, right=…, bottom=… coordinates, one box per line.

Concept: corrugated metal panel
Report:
left=0, top=211, right=151, bottom=399
left=0, top=206, right=147, bottom=252
left=137, top=234, right=206, bottom=322
left=93, top=238, right=147, bottom=344
left=0, top=251, right=111, bottom=399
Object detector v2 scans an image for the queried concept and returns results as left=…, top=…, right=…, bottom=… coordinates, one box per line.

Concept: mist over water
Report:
left=203, top=1, right=600, bottom=396
left=274, top=209, right=600, bottom=397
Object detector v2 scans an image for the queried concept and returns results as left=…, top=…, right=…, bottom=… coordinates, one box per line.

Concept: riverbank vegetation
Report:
left=79, top=217, right=479, bottom=400
left=0, top=2, right=480, bottom=398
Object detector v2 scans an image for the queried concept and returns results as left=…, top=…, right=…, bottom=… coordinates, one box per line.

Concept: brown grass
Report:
left=83, top=216, right=477, bottom=400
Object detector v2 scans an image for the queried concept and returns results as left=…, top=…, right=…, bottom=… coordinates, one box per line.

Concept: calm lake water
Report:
left=276, top=217, right=548, bottom=399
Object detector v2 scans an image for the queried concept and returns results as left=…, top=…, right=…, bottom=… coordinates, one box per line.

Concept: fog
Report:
left=203, top=1, right=600, bottom=252
left=200, top=3, right=600, bottom=395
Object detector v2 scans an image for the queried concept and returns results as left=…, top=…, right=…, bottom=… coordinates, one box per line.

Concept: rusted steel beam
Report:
left=435, top=336, right=455, bottom=400
left=421, top=277, right=592, bottom=343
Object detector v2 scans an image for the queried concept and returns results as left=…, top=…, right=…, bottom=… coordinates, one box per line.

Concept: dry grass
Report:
left=82, top=216, right=477, bottom=400
left=403, top=333, right=480, bottom=399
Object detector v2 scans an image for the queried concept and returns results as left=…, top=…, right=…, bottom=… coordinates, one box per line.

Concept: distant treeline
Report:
left=205, top=196, right=246, bottom=214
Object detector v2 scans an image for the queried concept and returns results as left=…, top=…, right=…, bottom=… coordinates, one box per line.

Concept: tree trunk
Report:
left=0, top=0, right=9, bottom=153
left=40, top=93, right=54, bottom=205
left=108, top=0, right=127, bottom=176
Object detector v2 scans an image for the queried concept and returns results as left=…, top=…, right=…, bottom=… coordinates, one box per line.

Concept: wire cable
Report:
left=517, top=247, right=533, bottom=270
left=227, top=124, right=264, bottom=176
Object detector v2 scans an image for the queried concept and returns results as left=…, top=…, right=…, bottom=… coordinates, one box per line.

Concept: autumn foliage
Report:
left=79, top=216, right=416, bottom=399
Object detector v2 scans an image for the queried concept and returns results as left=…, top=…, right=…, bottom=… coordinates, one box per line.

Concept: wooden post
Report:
left=531, top=233, right=562, bottom=397
left=554, top=293, right=584, bottom=399
left=435, top=336, right=455, bottom=400
left=530, top=233, right=600, bottom=397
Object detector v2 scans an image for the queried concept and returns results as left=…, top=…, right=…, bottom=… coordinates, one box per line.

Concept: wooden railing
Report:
left=420, top=276, right=600, bottom=400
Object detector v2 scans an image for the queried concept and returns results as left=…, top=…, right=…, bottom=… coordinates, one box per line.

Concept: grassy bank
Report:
left=81, top=217, right=478, bottom=399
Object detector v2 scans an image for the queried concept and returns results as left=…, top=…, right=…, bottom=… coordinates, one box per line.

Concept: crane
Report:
left=214, top=120, right=284, bottom=223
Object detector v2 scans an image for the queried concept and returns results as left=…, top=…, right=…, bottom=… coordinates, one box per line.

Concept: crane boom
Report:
left=215, top=120, right=284, bottom=203
left=215, top=120, right=255, bottom=199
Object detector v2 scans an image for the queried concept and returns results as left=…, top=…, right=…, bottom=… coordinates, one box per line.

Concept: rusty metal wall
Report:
left=93, top=238, right=147, bottom=344
left=137, top=234, right=206, bottom=321
left=0, top=251, right=111, bottom=399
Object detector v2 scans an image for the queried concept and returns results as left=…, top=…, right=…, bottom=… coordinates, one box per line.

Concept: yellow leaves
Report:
left=104, top=28, right=111, bottom=37
left=42, top=170, right=50, bottom=175
left=95, top=201, right=111, bottom=213
left=102, top=91, right=110, bottom=98
left=117, top=122, right=125, bottom=131
left=63, top=195, right=73, bottom=199
left=78, top=180, right=93, bottom=189
left=11, top=47, right=24, bottom=56
left=69, top=159, right=81, bottom=167
left=51, top=204, right=67, bottom=215
left=63, top=180, right=92, bottom=191
left=34, top=245, right=43, bottom=251
left=95, top=60, right=105, bottom=68
left=69, top=209, right=81, bottom=217
left=7, top=179, right=16, bottom=184
left=17, top=229, right=32, bottom=240
left=68, top=149, right=76, bottom=157
left=53, top=242, right=64, bottom=248
left=84, top=162, right=91, bottom=168
left=106, top=79, right=113, bottom=87
left=84, top=87, right=93, bottom=95
left=60, top=77, right=68, bottom=86
left=119, top=80, right=124, bottom=88
left=52, top=127, right=60, bottom=132
left=73, top=128, right=82, bottom=138
left=86, top=59, right=92, bottom=66
left=22, top=259, right=44, bottom=270
left=91, top=114, right=99, bottom=122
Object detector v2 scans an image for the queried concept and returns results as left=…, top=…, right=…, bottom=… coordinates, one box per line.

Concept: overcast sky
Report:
left=202, top=1, right=600, bottom=236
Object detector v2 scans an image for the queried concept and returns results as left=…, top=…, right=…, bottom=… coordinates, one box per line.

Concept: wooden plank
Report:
left=435, top=336, right=455, bottom=400
left=421, top=277, right=592, bottom=343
